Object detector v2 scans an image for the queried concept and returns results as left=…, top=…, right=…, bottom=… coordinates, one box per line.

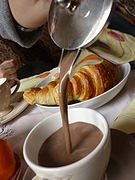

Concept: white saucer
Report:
left=11, top=153, right=22, bottom=180
left=23, top=130, right=135, bottom=180
left=0, top=92, right=28, bottom=124
left=23, top=167, right=35, bottom=180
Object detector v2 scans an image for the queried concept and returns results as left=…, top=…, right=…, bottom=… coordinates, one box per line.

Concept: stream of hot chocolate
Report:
left=59, top=49, right=80, bottom=154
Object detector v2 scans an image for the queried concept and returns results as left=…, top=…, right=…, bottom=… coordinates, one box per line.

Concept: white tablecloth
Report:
left=0, top=70, right=135, bottom=179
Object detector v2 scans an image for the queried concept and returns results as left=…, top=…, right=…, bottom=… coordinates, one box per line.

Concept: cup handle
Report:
left=8, top=78, right=20, bottom=96
left=32, top=175, right=48, bottom=180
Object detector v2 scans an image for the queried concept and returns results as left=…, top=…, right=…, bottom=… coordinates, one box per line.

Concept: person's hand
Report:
left=8, top=0, right=52, bottom=28
left=0, top=59, right=17, bottom=79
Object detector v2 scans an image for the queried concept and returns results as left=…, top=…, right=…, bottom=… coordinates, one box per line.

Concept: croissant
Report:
left=23, top=60, right=119, bottom=105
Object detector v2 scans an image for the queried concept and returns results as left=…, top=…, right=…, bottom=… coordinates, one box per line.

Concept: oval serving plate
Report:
left=36, top=63, right=131, bottom=113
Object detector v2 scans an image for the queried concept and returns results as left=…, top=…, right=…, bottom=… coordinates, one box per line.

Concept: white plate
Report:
left=22, top=167, right=35, bottom=180
left=36, top=63, right=131, bottom=113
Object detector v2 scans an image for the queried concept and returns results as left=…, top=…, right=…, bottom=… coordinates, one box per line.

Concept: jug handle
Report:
left=8, top=78, right=20, bottom=96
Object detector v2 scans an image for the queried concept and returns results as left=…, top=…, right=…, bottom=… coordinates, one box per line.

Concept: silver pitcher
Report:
left=48, top=0, right=135, bottom=50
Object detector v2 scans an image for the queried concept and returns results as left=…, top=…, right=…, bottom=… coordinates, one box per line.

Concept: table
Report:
left=0, top=69, right=135, bottom=179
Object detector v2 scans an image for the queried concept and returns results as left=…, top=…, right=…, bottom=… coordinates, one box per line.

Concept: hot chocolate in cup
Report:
left=23, top=108, right=111, bottom=180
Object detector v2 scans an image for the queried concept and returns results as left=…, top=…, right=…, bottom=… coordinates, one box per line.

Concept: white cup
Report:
left=0, top=78, right=20, bottom=117
left=23, top=108, right=111, bottom=180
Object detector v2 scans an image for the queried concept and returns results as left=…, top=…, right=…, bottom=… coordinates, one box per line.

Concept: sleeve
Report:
left=0, top=0, right=44, bottom=48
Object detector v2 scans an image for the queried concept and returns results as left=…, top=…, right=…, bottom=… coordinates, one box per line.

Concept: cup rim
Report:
left=23, top=108, right=110, bottom=171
